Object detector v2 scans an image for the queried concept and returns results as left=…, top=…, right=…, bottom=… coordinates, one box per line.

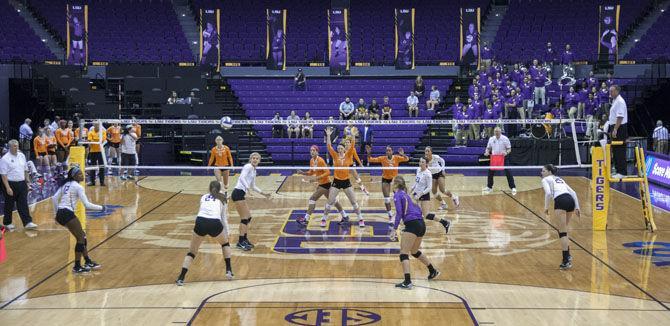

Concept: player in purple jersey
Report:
left=391, top=176, right=440, bottom=289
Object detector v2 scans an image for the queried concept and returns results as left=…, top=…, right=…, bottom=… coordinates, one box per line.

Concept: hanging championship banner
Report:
left=66, top=4, right=88, bottom=66
left=328, top=8, right=349, bottom=75
left=266, top=9, right=287, bottom=70
left=395, top=8, right=415, bottom=70
left=599, top=4, right=619, bottom=64
left=459, top=7, right=480, bottom=67
left=200, top=9, right=220, bottom=72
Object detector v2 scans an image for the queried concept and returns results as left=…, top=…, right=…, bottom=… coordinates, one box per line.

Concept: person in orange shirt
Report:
left=325, top=128, right=364, bottom=227
left=107, top=123, right=122, bottom=167
left=33, top=128, right=49, bottom=169
left=343, top=137, right=369, bottom=196
left=55, top=120, right=72, bottom=163
left=45, top=128, right=57, bottom=168
left=207, top=136, right=234, bottom=191
left=66, top=120, right=75, bottom=144
left=87, top=123, right=107, bottom=186
left=296, top=145, right=348, bottom=227
left=367, top=145, right=409, bottom=222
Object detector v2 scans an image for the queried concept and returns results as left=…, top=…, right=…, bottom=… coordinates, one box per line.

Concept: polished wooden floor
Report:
left=1, top=172, right=670, bottom=325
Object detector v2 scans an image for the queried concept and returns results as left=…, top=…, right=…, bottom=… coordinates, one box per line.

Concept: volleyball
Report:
left=220, top=116, right=233, bottom=130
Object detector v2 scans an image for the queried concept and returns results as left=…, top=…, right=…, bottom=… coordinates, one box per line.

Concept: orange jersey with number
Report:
left=74, top=127, right=88, bottom=140
left=33, top=136, right=47, bottom=155
left=87, top=129, right=107, bottom=153
left=328, top=138, right=355, bottom=181
left=107, top=126, right=122, bottom=143
left=368, top=155, right=409, bottom=179
left=208, top=145, right=233, bottom=167
left=307, top=156, right=330, bottom=185
left=46, top=136, right=57, bottom=152
left=132, top=124, right=142, bottom=138
left=55, top=128, right=72, bottom=147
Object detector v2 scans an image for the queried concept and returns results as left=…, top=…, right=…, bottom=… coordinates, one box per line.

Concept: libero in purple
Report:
left=392, top=190, right=423, bottom=230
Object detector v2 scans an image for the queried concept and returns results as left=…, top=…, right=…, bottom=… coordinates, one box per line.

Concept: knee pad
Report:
left=222, top=243, right=230, bottom=248
left=240, top=217, right=252, bottom=225
left=558, top=232, right=568, bottom=238
left=308, top=200, right=316, bottom=205
left=399, top=254, right=409, bottom=262
left=425, top=213, right=435, bottom=220
left=75, top=243, right=86, bottom=253
left=384, top=197, right=391, bottom=204
left=187, top=252, right=196, bottom=259
left=412, top=251, right=422, bottom=258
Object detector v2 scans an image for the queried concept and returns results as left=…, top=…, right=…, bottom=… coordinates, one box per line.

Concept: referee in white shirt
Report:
left=1, top=140, right=37, bottom=231
left=608, top=85, right=628, bottom=177
left=653, top=120, right=668, bottom=155
left=483, top=127, right=517, bottom=194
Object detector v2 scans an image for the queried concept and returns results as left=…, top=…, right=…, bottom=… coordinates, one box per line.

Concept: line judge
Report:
left=483, top=127, right=517, bottom=195
left=608, top=85, right=627, bottom=178
left=1, top=140, right=37, bottom=231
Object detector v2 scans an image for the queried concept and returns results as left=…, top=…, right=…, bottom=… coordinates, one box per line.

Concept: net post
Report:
left=570, top=120, right=582, bottom=166
left=69, top=146, right=87, bottom=229
left=591, top=145, right=609, bottom=231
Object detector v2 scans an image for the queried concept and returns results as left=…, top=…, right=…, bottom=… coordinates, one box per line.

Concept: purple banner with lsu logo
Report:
left=66, top=4, right=88, bottom=66
left=459, top=7, right=480, bottom=67
left=199, top=9, right=220, bottom=72
left=328, top=8, right=349, bottom=75
left=266, top=9, right=287, bottom=70
left=395, top=8, right=414, bottom=70
left=646, top=152, right=670, bottom=188
left=599, top=4, right=620, bottom=64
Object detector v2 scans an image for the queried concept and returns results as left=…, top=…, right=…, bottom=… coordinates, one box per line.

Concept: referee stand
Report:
left=591, top=140, right=656, bottom=231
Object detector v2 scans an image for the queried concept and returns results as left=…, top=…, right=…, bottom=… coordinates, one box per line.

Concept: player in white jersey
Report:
left=52, top=166, right=105, bottom=274
left=176, top=181, right=233, bottom=285
left=541, top=164, right=580, bottom=270
left=231, top=152, right=272, bottom=251
left=412, top=158, right=450, bottom=234
left=424, top=147, right=459, bottom=210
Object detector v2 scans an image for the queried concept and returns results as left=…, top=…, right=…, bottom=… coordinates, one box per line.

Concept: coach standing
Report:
left=653, top=120, right=668, bottom=155
left=609, top=85, right=628, bottom=178
left=483, top=127, right=517, bottom=195
left=18, top=118, right=33, bottom=159
left=1, top=140, right=37, bottom=231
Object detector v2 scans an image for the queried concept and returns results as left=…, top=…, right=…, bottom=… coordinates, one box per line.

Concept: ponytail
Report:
left=58, top=165, right=80, bottom=188
left=544, top=164, right=558, bottom=175
left=209, top=180, right=227, bottom=204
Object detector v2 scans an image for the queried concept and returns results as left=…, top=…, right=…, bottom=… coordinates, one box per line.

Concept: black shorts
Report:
left=110, top=142, right=120, bottom=148
left=554, top=193, right=576, bottom=212
left=193, top=216, right=224, bottom=237
left=121, top=153, right=136, bottom=166
left=55, top=208, right=77, bottom=226
left=215, top=166, right=231, bottom=172
left=318, top=183, right=331, bottom=190
left=432, top=172, right=444, bottom=180
left=38, top=152, right=47, bottom=157
left=419, top=193, right=430, bottom=201
left=231, top=188, right=246, bottom=202
left=403, top=219, right=426, bottom=237
left=382, top=178, right=393, bottom=184
left=332, top=178, right=352, bottom=189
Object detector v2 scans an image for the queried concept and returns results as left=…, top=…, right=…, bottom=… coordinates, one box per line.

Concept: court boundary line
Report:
left=503, top=191, right=670, bottom=311
left=0, top=190, right=183, bottom=310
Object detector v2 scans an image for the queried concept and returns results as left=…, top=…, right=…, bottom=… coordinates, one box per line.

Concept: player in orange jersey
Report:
left=131, top=120, right=141, bottom=175
left=55, top=120, right=72, bottom=163
left=45, top=128, right=58, bottom=168
left=208, top=136, right=234, bottom=192
left=367, top=145, right=409, bottom=223
left=107, top=123, right=122, bottom=168
left=343, top=137, right=369, bottom=196
left=33, top=128, right=49, bottom=169
left=296, top=145, right=348, bottom=227
left=325, top=128, right=364, bottom=227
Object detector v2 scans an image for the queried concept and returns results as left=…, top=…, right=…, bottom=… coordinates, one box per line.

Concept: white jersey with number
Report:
left=197, top=194, right=227, bottom=220
left=412, top=168, right=432, bottom=197
left=234, top=163, right=262, bottom=193
left=427, top=154, right=445, bottom=174
left=52, top=181, right=102, bottom=212
left=541, top=175, right=579, bottom=210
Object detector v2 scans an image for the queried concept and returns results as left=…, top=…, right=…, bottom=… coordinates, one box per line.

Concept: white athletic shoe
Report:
left=320, top=218, right=327, bottom=228
left=482, top=187, right=492, bottom=193
left=25, top=222, right=38, bottom=230
left=511, top=188, right=517, bottom=195
left=611, top=173, right=624, bottom=180
left=225, top=271, right=234, bottom=280
left=452, top=195, right=460, bottom=208
left=4, top=224, right=16, bottom=232
left=358, top=219, right=365, bottom=228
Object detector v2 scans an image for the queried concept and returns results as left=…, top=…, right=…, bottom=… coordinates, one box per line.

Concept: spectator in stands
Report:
left=18, top=118, right=32, bottom=158
left=492, top=95, right=503, bottom=120
left=520, top=76, right=534, bottom=119
left=426, top=86, right=440, bottom=111
left=339, top=97, right=355, bottom=120
left=368, top=99, right=380, bottom=120
left=564, top=86, right=580, bottom=119
left=598, top=82, right=610, bottom=111
left=480, top=85, right=491, bottom=103
left=481, top=41, right=493, bottom=67
left=510, top=64, right=523, bottom=87
left=167, top=91, right=179, bottom=105
left=454, top=104, right=471, bottom=146
left=407, top=91, right=419, bottom=118
left=355, top=98, right=368, bottom=120
left=286, top=110, right=301, bottom=139
left=482, top=102, right=499, bottom=138
left=653, top=120, right=669, bottom=154
left=302, top=112, right=314, bottom=139
left=585, top=70, right=598, bottom=90
left=359, top=122, right=373, bottom=165
left=544, top=42, right=556, bottom=65
left=561, top=44, right=574, bottom=66
left=450, top=96, right=464, bottom=115
left=186, top=91, right=199, bottom=105
left=294, top=68, right=306, bottom=90
left=470, top=95, right=483, bottom=140
left=414, top=76, right=425, bottom=97
left=605, top=72, right=615, bottom=87
left=585, top=92, right=599, bottom=140
left=533, top=66, right=548, bottom=107
left=381, top=96, right=392, bottom=120
left=504, top=90, right=519, bottom=119
left=578, top=81, right=589, bottom=119
left=271, top=112, right=284, bottom=138
left=468, top=79, right=479, bottom=98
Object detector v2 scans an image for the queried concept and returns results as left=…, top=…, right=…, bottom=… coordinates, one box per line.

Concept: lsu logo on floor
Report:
left=623, top=241, right=670, bottom=266
left=285, top=308, right=381, bottom=326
